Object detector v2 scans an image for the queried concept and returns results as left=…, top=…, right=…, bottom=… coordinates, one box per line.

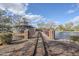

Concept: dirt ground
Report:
left=0, top=32, right=79, bottom=56
left=47, top=41, right=79, bottom=56
left=0, top=38, right=36, bottom=56
left=0, top=38, right=79, bottom=56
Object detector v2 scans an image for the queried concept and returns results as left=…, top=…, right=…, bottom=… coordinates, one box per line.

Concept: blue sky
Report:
left=26, top=3, right=79, bottom=24
left=0, top=3, right=79, bottom=26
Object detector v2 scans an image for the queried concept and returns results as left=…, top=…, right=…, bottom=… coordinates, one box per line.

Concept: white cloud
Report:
left=0, top=3, right=47, bottom=27
left=0, top=3, right=60, bottom=27
left=67, top=9, right=76, bottom=14
left=67, top=3, right=79, bottom=14
left=67, top=16, right=79, bottom=26
left=21, top=14, right=45, bottom=26
left=0, top=3, right=45, bottom=21
left=23, top=14, right=44, bottom=21
left=22, top=14, right=59, bottom=27
left=0, top=3, right=28, bottom=15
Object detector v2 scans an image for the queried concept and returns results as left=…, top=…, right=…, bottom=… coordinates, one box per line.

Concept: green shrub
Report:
left=0, top=33, right=12, bottom=45
left=70, top=36, right=79, bottom=42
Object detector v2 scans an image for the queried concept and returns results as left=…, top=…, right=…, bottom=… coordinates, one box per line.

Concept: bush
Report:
left=70, top=36, right=79, bottom=42
left=0, top=33, right=12, bottom=45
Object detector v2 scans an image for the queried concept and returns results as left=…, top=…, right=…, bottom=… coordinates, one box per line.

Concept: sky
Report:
left=27, top=3, right=79, bottom=24
left=0, top=3, right=79, bottom=27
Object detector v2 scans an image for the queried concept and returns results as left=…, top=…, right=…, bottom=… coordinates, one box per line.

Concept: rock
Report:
left=61, top=51, right=73, bottom=56
left=48, top=47, right=64, bottom=56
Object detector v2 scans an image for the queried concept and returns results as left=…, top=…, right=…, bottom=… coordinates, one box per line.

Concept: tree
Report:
left=64, top=22, right=74, bottom=31
left=55, top=25, right=65, bottom=31
left=0, top=9, right=6, bottom=16
left=0, top=9, right=12, bottom=32
left=37, top=22, right=46, bottom=29
left=37, top=21, right=56, bottom=39
left=12, top=16, right=31, bottom=33
left=73, top=25, right=79, bottom=31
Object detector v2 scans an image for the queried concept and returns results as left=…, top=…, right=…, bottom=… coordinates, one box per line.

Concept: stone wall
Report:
left=12, top=28, right=37, bottom=40
left=42, top=29, right=55, bottom=40
left=24, top=29, right=28, bottom=40
left=28, top=28, right=36, bottom=39
left=12, top=29, right=28, bottom=40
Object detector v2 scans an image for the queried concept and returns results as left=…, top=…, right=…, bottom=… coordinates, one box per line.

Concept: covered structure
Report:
left=13, top=17, right=34, bottom=33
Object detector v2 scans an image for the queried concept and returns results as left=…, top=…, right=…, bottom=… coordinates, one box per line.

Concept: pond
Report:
left=55, top=31, right=79, bottom=40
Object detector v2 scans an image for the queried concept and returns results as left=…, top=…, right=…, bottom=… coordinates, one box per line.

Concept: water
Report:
left=55, top=31, right=79, bottom=40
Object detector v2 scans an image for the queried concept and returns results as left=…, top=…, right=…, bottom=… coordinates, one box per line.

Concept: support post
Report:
left=49, top=29, right=55, bottom=40
left=24, top=29, right=28, bottom=40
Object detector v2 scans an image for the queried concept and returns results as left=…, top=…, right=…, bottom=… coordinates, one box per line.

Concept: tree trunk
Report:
left=53, top=30, right=55, bottom=40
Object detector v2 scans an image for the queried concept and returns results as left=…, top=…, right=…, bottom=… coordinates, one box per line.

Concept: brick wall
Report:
left=28, top=28, right=36, bottom=39
left=42, top=29, right=55, bottom=40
